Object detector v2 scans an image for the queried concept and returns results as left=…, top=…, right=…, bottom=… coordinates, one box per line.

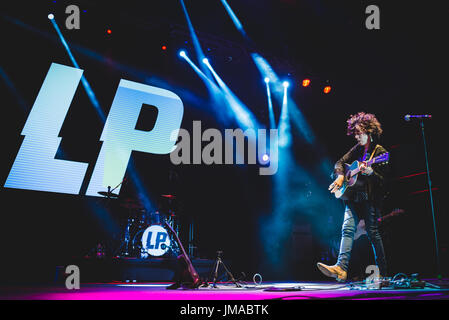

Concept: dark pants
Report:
left=336, top=200, right=388, bottom=276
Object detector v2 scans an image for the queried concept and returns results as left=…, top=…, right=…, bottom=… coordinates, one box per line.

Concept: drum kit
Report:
left=97, top=188, right=182, bottom=259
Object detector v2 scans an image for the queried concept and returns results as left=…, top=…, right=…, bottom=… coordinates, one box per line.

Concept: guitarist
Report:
left=317, top=112, right=390, bottom=282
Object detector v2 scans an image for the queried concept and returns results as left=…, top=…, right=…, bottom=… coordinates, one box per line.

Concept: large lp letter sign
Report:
left=4, top=63, right=184, bottom=196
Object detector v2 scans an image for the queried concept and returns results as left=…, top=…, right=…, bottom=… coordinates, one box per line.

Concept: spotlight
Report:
left=323, top=86, right=331, bottom=94
left=264, top=77, right=270, bottom=83
left=282, top=81, right=289, bottom=88
left=48, top=13, right=54, bottom=20
left=260, top=153, right=270, bottom=165
left=179, top=50, right=186, bottom=58
left=202, top=58, right=209, bottom=64
left=302, top=79, right=311, bottom=87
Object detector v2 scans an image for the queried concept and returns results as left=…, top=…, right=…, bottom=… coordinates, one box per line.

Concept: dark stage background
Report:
left=0, top=0, right=447, bottom=284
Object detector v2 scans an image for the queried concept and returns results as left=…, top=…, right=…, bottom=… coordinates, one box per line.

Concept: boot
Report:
left=317, top=262, right=347, bottom=282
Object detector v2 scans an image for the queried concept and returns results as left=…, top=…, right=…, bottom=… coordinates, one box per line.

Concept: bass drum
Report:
left=132, top=224, right=172, bottom=258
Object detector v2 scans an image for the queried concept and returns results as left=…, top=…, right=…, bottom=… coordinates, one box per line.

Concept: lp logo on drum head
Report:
left=141, top=225, right=171, bottom=257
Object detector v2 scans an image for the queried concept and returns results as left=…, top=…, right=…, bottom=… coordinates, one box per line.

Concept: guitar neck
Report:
left=165, top=221, right=188, bottom=258
left=350, top=158, right=376, bottom=177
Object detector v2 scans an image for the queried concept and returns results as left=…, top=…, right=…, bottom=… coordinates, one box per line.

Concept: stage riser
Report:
left=54, top=258, right=216, bottom=283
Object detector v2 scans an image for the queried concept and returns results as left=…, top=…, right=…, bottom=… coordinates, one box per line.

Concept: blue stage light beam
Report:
left=265, top=78, right=276, bottom=130
left=219, top=0, right=247, bottom=38
left=181, top=52, right=220, bottom=93
left=215, top=2, right=338, bottom=275
left=48, top=15, right=106, bottom=123
left=48, top=16, right=156, bottom=211
left=278, top=84, right=291, bottom=148
left=179, top=0, right=232, bottom=123
left=179, top=51, right=233, bottom=125
left=2, top=16, right=217, bottom=124
left=179, top=0, right=211, bottom=77
left=251, top=53, right=315, bottom=144
left=4, top=15, right=155, bottom=225
left=202, top=58, right=260, bottom=130
left=0, top=65, right=29, bottom=113
left=85, top=197, right=121, bottom=237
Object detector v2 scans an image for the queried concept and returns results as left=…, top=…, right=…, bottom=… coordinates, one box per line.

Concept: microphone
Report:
left=404, top=114, right=432, bottom=121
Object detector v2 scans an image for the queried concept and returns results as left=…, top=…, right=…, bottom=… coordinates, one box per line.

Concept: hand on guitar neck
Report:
left=359, top=162, right=373, bottom=176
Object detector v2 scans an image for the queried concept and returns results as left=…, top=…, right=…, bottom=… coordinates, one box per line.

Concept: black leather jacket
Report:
left=333, top=142, right=390, bottom=205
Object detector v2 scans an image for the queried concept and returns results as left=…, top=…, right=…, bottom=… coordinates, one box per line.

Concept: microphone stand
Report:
left=419, top=119, right=441, bottom=280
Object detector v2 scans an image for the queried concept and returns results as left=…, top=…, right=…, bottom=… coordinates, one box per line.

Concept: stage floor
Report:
left=1, top=279, right=448, bottom=300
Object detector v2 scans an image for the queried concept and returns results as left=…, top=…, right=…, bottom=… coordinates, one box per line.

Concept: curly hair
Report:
left=346, top=112, right=383, bottom=137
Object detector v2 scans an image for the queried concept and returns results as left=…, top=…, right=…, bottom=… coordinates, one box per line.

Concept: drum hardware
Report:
left=113, top=217, right=136, bottom=257
left=97, top=190, right=119, bottom=199
left=113, top=192, right=185, bottom=259
left=188, top=220, right=196, bottom=257
left=120, top=198, right=144, bottom=211
left=159, top=193, right=180, bottom=238
left=97, top=178, right=126, bottom=199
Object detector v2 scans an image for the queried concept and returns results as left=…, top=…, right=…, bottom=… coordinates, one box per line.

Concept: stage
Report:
left=2, top=279, right=448, bottom=300
left=1, top=1, right=447, bottom=307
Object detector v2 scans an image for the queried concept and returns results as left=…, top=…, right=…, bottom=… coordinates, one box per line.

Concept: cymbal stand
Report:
left=188, top=220, right=196, bottom=257
left=107, top=178, right=126, bottom=198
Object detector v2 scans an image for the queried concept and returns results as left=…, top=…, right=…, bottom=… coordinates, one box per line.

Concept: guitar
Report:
left=164, top=220, right=202, bottom=289
left=354, top=208, right=405, bottom=240
left=333, top=152, right=389, bottom=200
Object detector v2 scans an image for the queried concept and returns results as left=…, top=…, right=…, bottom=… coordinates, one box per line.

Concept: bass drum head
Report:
left=140, top=225, right=171, bottom=257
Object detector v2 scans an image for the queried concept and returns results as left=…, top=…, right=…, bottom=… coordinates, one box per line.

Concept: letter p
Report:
left=86, top=80, right=183, bottom=196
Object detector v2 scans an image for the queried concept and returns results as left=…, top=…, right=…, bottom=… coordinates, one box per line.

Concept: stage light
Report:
left=282, top=81, right=289, bottom=88
left=202, top=56, right=259, bottom=130
left=264, top=75, right=275, bottom=129
left=49, top=14, right=105, bottom=122
left=179, top=50, right=186, bottom=58
left=302, top=79, right=310, bottom=87
left=259, top=153, right=270, bottom=166
left=323, top=85, right=331, bottom=94
left=48, top=14, right=54, bottom=20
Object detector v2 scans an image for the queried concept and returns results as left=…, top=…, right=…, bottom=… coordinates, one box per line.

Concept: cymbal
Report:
left=98, top=191, right=119, bottom=198
left=161, top=194, right=176, bottom=199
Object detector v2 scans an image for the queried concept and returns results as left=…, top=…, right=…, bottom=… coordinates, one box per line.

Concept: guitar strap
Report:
left=368, top=144, right=380, bottom=162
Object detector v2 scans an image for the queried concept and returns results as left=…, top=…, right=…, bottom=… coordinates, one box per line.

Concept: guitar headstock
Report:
left=374, top=152, right=389, bottom=165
